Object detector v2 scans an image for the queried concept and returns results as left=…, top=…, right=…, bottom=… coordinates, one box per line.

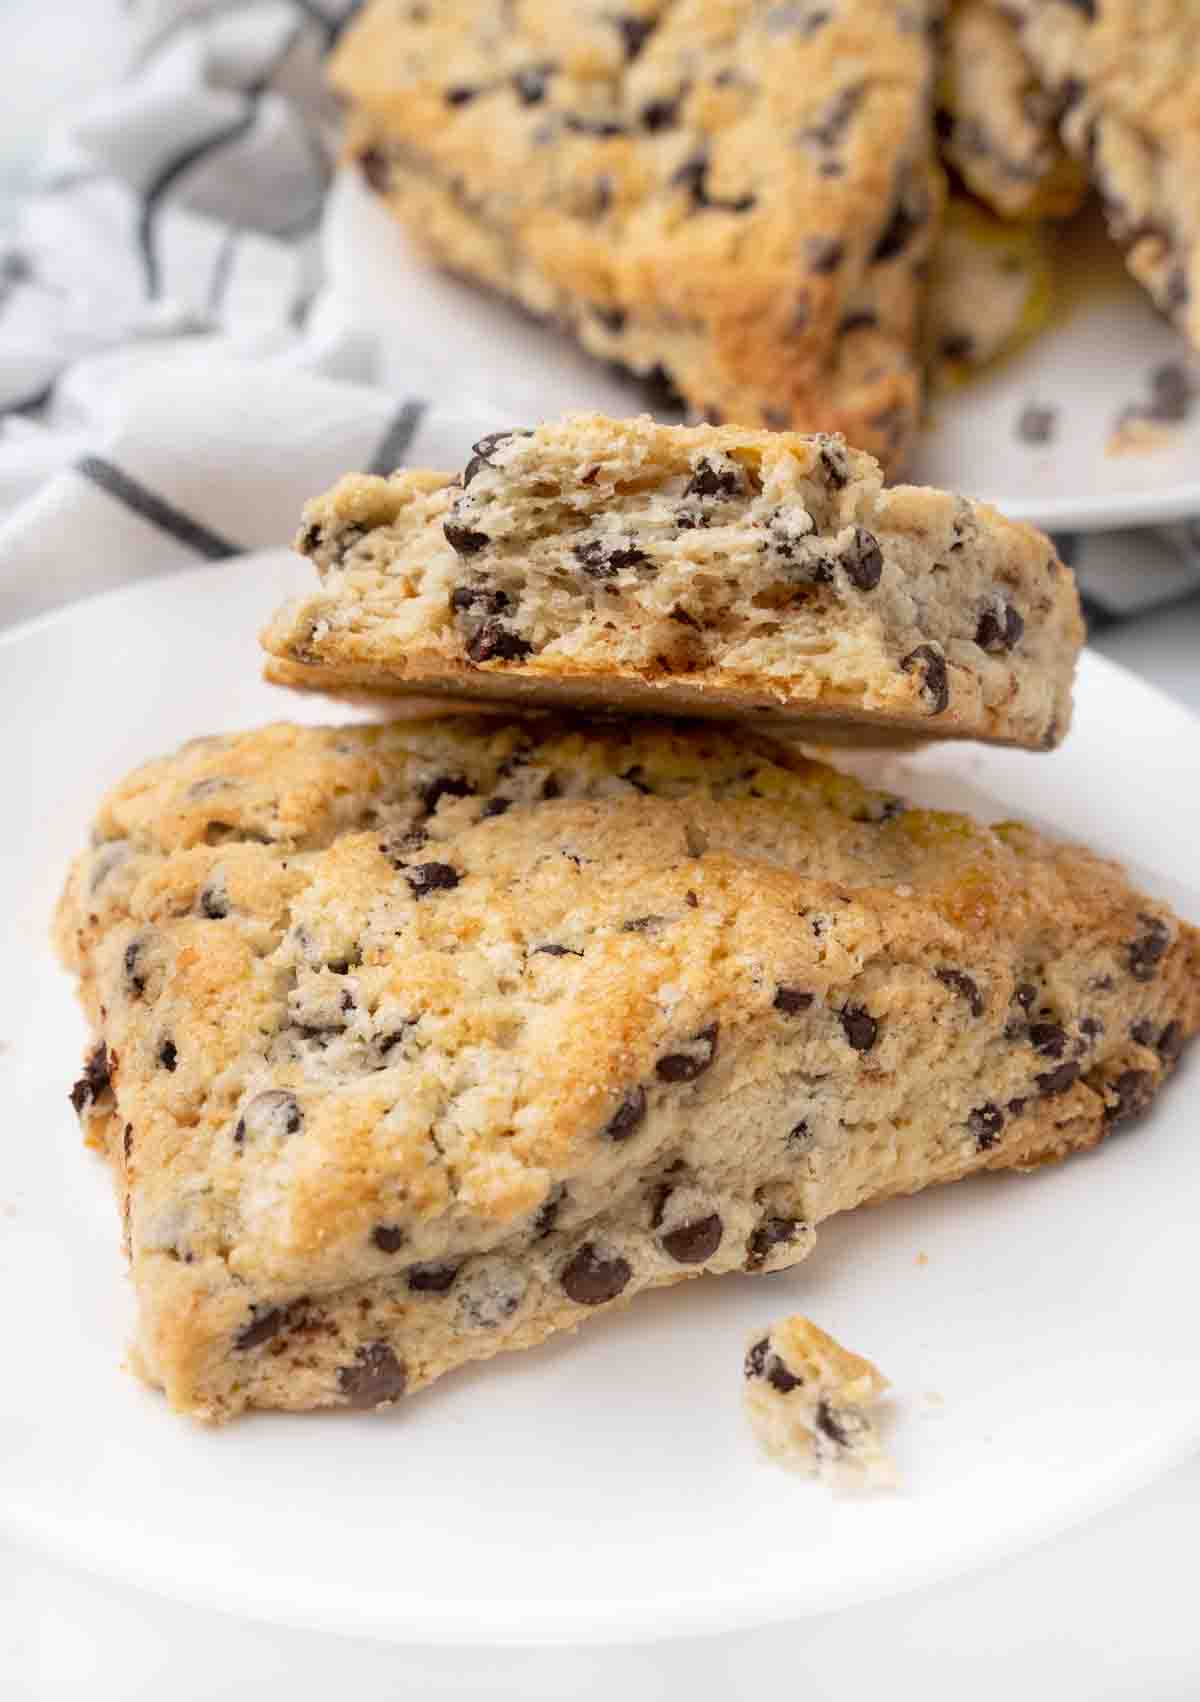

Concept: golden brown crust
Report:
left=333, top=0, right=942, bottom=471
left=58, top=716, right=1200, bottom=1420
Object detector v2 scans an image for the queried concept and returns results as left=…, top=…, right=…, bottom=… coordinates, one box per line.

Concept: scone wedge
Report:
left=57, top=716, right=1199, bottom=1421
left=333, top=0, right=942, bottom=472
left=263, top=415, right=1083, bottom=750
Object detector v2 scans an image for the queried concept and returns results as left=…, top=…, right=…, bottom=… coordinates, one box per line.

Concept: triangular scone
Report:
left=263, top=416, right=1083, bottom=750
left=57, top=717, right=1198, bottom=1421
left=332, top=0, right=942, bottom=473
left=1003, top=0, right=1200, bottom=349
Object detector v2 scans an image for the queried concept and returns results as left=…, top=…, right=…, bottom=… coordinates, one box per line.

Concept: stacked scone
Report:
left=58, top=414, right=1200, bottom=1423
left=330, top=0, right=1200, bottom=469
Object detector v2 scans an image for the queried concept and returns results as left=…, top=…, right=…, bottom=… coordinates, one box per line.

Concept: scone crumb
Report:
left=743, top=1315, right=896, bottom=1489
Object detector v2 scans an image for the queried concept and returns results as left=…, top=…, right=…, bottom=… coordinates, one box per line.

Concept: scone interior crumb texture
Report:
left=743, top=1316, right=896, bottom=1488
left=57, top=716, right=1200, bottom=1421
left=265, top=414, right=1083, bottom=751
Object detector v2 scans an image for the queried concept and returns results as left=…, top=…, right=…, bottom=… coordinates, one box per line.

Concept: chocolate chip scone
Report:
left=57, top=716, right=1200, bottom=1421
left=926, top=196, right=1055, bottom=389
left=334, top=0, right=943, bottom=473
left=743, top=1316, right=895, bottom=1486
left=935, top=0, right=1086, bottom=221
left=263, top=415, right=1083, bottom=750
left=1004, top=0, right=1200, bottom=349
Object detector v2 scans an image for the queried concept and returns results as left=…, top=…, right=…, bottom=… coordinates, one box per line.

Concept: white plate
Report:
left=324, top=172, right=1200, bottom=533
left=2, top=557, right=1200, bottom=1647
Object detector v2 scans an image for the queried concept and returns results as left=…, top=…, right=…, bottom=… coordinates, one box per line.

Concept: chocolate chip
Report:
left=561, top=1243, right=632, bottom=1305
left=1030, top=1022, right=1067, bottom=1058
left=592, top=303, right=627, bottom=334
left=768, top=1356, right=804, bottom=1394
left=513, top=65, right=551, bottom=105
left=1106, top=1069, right=1154, bottom=1125
left=1017, top=402, right=1058, bottom=446
left=839, top=1004, right=878, bottom=1052
left=596, top=1086, right=646, bottom=1145
left=939, top=333, right=975, bottom=363
left=564, top=113, right=627, bottom=137
left=935, top=968, right=984, bottom=1018
left=641, top=362, right=686, bottom=411
left=462, top=428, right=530, bottom=486
left=968, top=1103, right=1005, bottom=1150
left=338, top=1342, right=407, bottom=1408
left=684, top=457, right=744, bottom=500
left=744, top=1337, right=769, bottom=1378
left=1158, top=1020, right=1185, bottom=1062
left=1164, top=266, right=1190, bottom=315
left=842, top=527, right=882, bottom=591
left=481, top=796, right=511, bottom=818
left=976, top=600, right=1025, bottom=653
left=574, top=537, right=648, bottom=578
left=69, top=1042, right=111, bottom=1115
left=819, top=443, right=849, bottom=488
left=405, top=861, right=461, bottom=898
left=839, top=309, right=878, bottom=334
left=466, top=620, right=532, bottom=663
left=444, top=520, right=491, bottom=555
left=671, top=153, right=754, bottom=213
left=533, top=1183, right=565, bottom=1239
left=746, top=1215, right=805, bottom=1270
left=660, top=1212, right=723, bottom=1264
left=157, top=1038, right=177, bottom=1072
left=1007, top=1097, right=1028, bottom=1118
left=815, top=1400, right=850, bottom=1447
left=616, top=14, right=655, bottom=58
left=234, top=1090, right=303, bottom=1147
left=901, top=645, right=949, bottom=714
left=656, top=1022, right=719, bottom=1082
left=774, top=986, right=814, bottom=1015
left=1131, top=1018, right=1157, bottom=1046
left=668, top=604, right=701, bottom=629
left=1128, top=916, right=1170, bottom=982
left=1014, top=983, right=1038, bottom=1012
left=449, top=580, right=507, bottom=617
left=235, top=1299, right=307, bottom=1352
left=872, top=191, right=922, bottom=261
left=371, top=1224, right=406, bottom=1254
left=787, top=1120, right=812, bottom=1149
left=641, top=95, right=680, bottom=131
left=800, top=85, right=861, bottom=150
left=123, top=1123, right=133, bottom=1162
left=1036, top=1060, right=1080, bottom=1096
left=445, top=85, right=479, bottom=106
left=1079, top=1016, right=1104, bottom=1045
left=407, top=1261, right=460, bottom=1294
left=124, top=939, right=147, bottom=998
left=806, top=235, right=844, bottom=273
left=357, top=146, right=389, bottom=193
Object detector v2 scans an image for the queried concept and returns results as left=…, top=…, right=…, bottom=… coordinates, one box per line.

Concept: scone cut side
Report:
left=57, top=716, right=1200, bottom=1421
left=262, top=414, right=1083, bottom=751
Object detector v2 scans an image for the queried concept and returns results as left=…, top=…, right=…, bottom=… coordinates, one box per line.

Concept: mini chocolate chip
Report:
left=199, top=881, right=229, bottom=919
left=800, top=85, right=862, bottom=149
left=939, top=333, right=975, bottom=362
left=338, top=1342, right=407, bottom=1408
left=774, top=985, right=814, bottom=1014
left=641, top=363, right=686, bottom=411
left=407, top=1261, right=460, bottom=1294
left=1079, top=1016, right=1103, bottom=1043
left=124, top=939, right=146, bottom=998
left=420, top=773, right=475, bottom=814
left=621, top=764, right=652, bottom=794
left=746, top=1215, right=805, bottom=1271
left=975, top=603, right=1025, bottom=652
left=371, top=1224, right=406, bottom=1254
left=466, top=620, right=533, bottom=662
left=1017, top=403, right=1057, bottom=445
left=481, top=796, right=511, bottom=818
left=574, top=537, right=648, bottom=578
left=462, top=430, right=530, bottom=486
left=616, top=14, right=655, bottom=57
left=445, top=85, right=479, bottom=106
left=69, top=1042, right=111, bottom=1115
left=819, top=443, right=849, bottom=488
left=1007, top=1097, right=1028, bottom=1118
left=1037, top=1059, right=1081, bottom=1096
left=1106, top=1069, right=1154, bottom=1125
left=592, top=303, right=627, bottom=333
left=787, top=1120, right=812, bottom=1149
left=357, top=146, right=389, bottom=193
left=806, top=235, right=844, bottom=273
left=901, top=645, right=949, bottom=714
left=656, top=1022, right=719, bottom=1082
left=1164, top=266, right=1190, bottom=315
left=684, top=457, right=743, bottom=500
left=564, top=113, right=626, bottom=137
left=444, top=520, right=491, bottom=555
left=669, top=604, right=701, bottom=629
left=641, top=95, right=680, bottom=131
left=533, top=1183, right=566, bottom=1239
left=234, top=1090, right=303, bottom=1147
left=235, top=1300, right=306, bottom=1352
left=406, top=862, right=461, bottom=898
left=1131, top=1018, right=1157, bottom=1046
left=745, top=1337, right=769, bottom=1378
left=839, top=1004, right=878, bottom=1052
left=815, top=1399, right=849, bottom=1446
left=660, top=1212, right=723, bottom=1264
left=1030, top=1022, right=1067, bottom=1058
left=839, top=309, right=878, bottom=334
left=1128, top=916, right=1170, bottom=982
left=935, top=968, right=984, bottom=1018
left=157, top=1038, right=177, bottom=1072
left=872, top=192, right=922, bottom=261
left=123, top=1124, right=133, bottom=1162
left=1158, top=1021, right=1185, bottom=1062
left=561, top=1243, right=632, bottom=1305
left=768, top=1355, right=803, bottom=1395
left=842, top=527, right=882, bottom=591
left=513, top=65, right=550, bottom=105
left=603, top=1085, right=647, bottom=1140
left=1014, top=983, right=1038, bottom=1011
left=968, top=1103, right=1005, bottom=1150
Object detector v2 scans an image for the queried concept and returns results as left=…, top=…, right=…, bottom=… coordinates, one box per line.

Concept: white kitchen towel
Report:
left=0, top=0, right=1197, bottom=634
